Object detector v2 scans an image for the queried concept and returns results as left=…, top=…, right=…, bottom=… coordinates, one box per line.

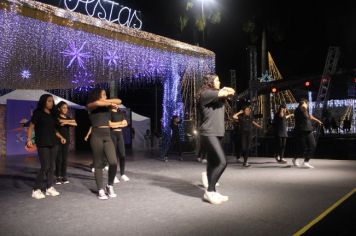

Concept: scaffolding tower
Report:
left=314, top=47, right=340, bottom=143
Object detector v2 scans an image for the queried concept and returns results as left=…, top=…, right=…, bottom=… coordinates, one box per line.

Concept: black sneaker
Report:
left=55, top=177, right=62, bottom=185
left=243, top=162, right=251, bottom=167
left=62, top=177, right=69, bottom=184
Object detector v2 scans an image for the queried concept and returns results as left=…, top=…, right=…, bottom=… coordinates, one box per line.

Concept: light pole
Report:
left=201, top=0, right=205, bottom=46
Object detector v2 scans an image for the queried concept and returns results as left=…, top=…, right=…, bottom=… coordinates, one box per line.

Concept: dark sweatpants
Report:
left=56, top=143, right=69, bottom=178
left=240, top=132, right=252, bottom=163
left=275, top=137, right=287, bottom=159
left=34, top=145, right=58, bottom=190
left=296, top=131, right=316, bottom=162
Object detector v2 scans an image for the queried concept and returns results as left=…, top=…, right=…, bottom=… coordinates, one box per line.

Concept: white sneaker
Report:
left=98, top=189, right=108, bottom=200
left=215, top=192, right=229, bottom=202
left=203, top=191, right=222, bottom=205
left=32, top=189, right=45, bottom=199
left=46, top=187, right=60, bottom=196
left=91, top=168, right=95, bottom=173
left=292, top=158, right=300, bottom=167
left=106, top=185, right=117, bottom=198
left=121, top=175, right=130, bottom=182
left=301, top=162, right=314, bottom=169
left=201, top=159, right=207, bottom=164
left=202, top=172, right=209, bottom=188
left=114, top=176, right=120, bottom=184
left=104, top=166, right=109, bottom=171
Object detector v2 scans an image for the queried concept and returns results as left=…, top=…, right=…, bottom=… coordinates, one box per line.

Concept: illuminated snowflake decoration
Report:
left=104, top=50, right=119, bottom=66
left=20, top=69, right=31, bottom=79
left=61, top=42, right=92, bottom=68
left=71, top=70, right=95, bottom=92
left=258, top=70, right=273, bottom=82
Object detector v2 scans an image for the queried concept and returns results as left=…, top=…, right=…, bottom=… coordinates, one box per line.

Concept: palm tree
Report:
left=177, top=0, right=221, bottom=46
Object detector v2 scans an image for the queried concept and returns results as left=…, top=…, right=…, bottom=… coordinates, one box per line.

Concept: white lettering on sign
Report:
left=63, top=0, right=143, bottom=29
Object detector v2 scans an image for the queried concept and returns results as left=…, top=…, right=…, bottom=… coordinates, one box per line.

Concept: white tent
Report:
left=119, top=104, right=151, bottom=150
left=0, top=89, right=85, bottom=109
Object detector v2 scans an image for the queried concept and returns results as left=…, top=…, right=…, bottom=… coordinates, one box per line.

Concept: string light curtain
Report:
left=0, top=0, right=215, bottom=154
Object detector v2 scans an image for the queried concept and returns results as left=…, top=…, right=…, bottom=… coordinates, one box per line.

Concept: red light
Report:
left=271, top=87, right=277, bottom=93
left=305, top=81, right=311, bottom=87
left=353, top=78, right=356, bottom=83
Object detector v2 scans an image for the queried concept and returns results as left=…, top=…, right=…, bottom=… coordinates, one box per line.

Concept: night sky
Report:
left=44, top=0, right=356, bottom=87
left=129, top=0, right=356, bottom=87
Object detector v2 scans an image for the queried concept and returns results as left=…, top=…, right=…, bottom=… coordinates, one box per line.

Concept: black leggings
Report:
left=297, top=131, right=316, bottom=162
left=111, top=131, right=126, bottom=176
left=240, top=132, right=252, bottom=163
left=34, top=145, right=58, bottom=190
left=90, top=128, right=117, bottom=189
left=201, top=136, right=227, bottom=192
left=56, top=143, right=69, bottom=177
left=275, top=137, right=287, bottom=159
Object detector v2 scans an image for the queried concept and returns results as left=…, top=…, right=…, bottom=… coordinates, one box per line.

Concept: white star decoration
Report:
left=71, top=70, right=95, bottom=92
left=104, top=50, right=119, bottom=66
left=21, top=69, right=31, bottom=79
left=61, top=42, right=92, bottom=68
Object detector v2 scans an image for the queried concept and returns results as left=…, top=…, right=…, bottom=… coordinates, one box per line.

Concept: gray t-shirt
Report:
left=199, top=89, right=225, bottom=137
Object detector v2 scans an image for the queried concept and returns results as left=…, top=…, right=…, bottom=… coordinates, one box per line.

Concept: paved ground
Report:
left=0, top=152, right=355, bottom=236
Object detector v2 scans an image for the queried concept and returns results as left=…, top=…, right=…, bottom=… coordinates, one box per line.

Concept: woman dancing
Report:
left=27, top=94, right=66, bottom=199
left=293, top=99, right=322, bottom=168
left=232, top=106, right=262, bottom=167
left=55, top=101, right=77, bottom=184
left=110, top=107, right=130, bottom=183
left=197, top=74, right=235, bottom=205
left=273, top=104, right=293, bottom=164
left=87, top=88, right=121, bottom=199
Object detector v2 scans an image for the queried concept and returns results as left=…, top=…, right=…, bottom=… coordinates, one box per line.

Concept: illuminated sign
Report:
left=63, top=0, right=143, bottom=29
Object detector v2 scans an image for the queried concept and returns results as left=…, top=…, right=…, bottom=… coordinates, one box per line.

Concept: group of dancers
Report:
left=196, top=74, right=323, bottom=204
left=26, top=73, right=322, bottom=204
left=26, top=88, right=129, bottom=200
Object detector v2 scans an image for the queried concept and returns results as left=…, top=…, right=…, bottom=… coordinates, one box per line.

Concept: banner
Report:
left=6, top=100, right=38, bottom=156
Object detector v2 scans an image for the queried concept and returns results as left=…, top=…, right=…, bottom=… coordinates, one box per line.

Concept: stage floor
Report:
left=0, top=152, right=355, bottom=236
